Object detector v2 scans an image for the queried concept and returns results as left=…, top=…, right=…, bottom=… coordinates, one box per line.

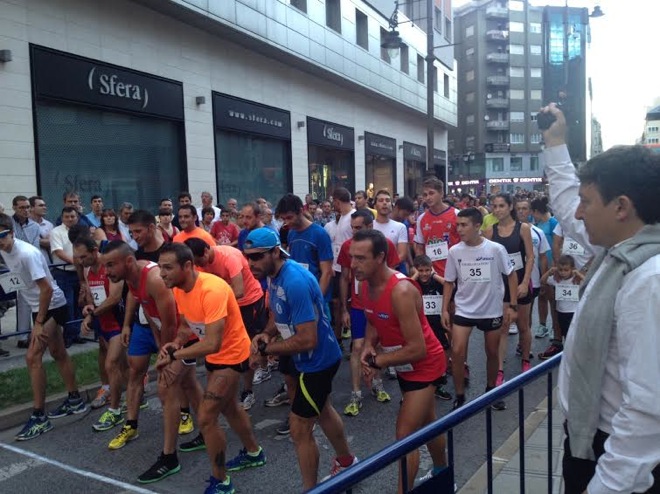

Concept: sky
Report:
left=453, top=0, right=660, bottom=150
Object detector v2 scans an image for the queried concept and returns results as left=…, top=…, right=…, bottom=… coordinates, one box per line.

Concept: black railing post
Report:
left=547, top=371, right=553, bottom=493
left=401, top=455, right=408, bottom=494
left=519, top=388, right=525, bottom=494
left=486, top=407, right=493, bottom=494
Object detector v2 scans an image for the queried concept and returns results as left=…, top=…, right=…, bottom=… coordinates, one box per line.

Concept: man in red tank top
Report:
left=103, top=241, right=203, bottom=484
left=351, top=229, right=448, bottom=492
left=73, top=237, right=126, bottom=433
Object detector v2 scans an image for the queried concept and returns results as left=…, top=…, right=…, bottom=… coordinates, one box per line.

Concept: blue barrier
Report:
left=308, top=353, right=562, bottom=494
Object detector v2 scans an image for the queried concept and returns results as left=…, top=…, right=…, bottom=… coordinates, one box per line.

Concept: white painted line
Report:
left=0, top=459, right=44, bottom=482
left=0, top=442, right=158, bottom=494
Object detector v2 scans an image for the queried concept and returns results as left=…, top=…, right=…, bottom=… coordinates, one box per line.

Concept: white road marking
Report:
left=0, top=442, right=158, bottom=493
left=0, top=459, right=44, bottom=482
left=254, top=418, right=281, bottom=430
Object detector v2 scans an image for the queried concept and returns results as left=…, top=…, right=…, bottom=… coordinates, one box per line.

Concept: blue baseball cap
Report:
left=244, top=227, right=289, bottom=257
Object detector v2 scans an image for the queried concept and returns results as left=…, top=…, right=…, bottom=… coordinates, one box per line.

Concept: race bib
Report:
left=333, top=244, right=340, bottom=259
left=354, top=278, right=360, bottom=296
left=422, top=294, right=442, bottom=316
left=188, top=322, right=205, bottom=338
left=276, top=322, right=293, bottom=340
left=138, top=305, right=149, bottom=325
left=460, top=261, right=491, bottom=283
left=381, top=345, right=414, bottom=372
left=426, top=241, right=448, bottom=262
left=555, top=283, right=579, bottom=302
left=508, top=252, right=523, bottom=271
left=563, top=238, right=585, bottom=256
left=90, top=285, right=107, bottom=307
left=0, top=272, right=26, bottom=293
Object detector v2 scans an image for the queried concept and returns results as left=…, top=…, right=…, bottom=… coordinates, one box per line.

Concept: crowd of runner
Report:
left=0, top=127, right=591, bottom=494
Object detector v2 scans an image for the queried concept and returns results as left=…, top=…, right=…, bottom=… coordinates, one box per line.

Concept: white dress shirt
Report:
left=545, top=144, right=660, bottom=494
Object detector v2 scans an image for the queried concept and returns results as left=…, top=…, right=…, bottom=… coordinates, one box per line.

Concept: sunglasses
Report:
left=243, top=249, right=272, bottom=262
left=0, top=230, right=11, bottom=239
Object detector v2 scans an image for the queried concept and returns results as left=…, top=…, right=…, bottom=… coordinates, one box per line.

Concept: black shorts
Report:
left=430, top=326, right=450, bottom=350
left=32, top=304, right=69, bottom=327
left=205, top=357, right=250, bottom=373
left=239, top=295, right=268, bottom=339
left=503, top=280, right=533, bottom=305
left=278, top=354, right=300, bottom=377
left=557, top=311, right=574, bottom=339
left=397, top=376, right=436, bottom=394
left=332, top=271, right=342, bottom=299
left=531, top=287, right=541, bottom=299
left=453, top=314, right=503, bottom=333
left=292, top=360, right=340, bottom=418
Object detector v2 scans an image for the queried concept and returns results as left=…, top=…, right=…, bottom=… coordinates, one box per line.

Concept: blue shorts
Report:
left=350, top=308, right=366, bottom=339
left=127, top=323, right=158, bottom=357
left=92, top=319, right=121, bottom=343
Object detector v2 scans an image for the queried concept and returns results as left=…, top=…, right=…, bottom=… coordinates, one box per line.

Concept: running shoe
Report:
left=385, top=366, right=397, bottom=380
left=93, top=409, right=124, bottom=432
left=15, top=414, right=53, bottom=441
left=240, top=391, right=256, bottom=411
left=434, top=386, right=452, bottom=401
left=538, top=341, right=563, bottom=360
left=276, top=417, right=290, bottom=435
left=91, top=387, right=110, bottom=409
left=204, top=475, right=235, bottom=494
left=508, top=323, right=519, bottom=335
left=120, top=396, right=149, bottom=414
left=264, top=384, right=289, bottom=407
left=452, top=395, right=466, bottom=410
left=180, top=433, right=206, bottom=452
left=47, top=396, right=87, bottom=419
left=521, top=359, right=532, bottom=373
left=225, top=447, right=266, bottom=472
left=534, top=324, right=551, bottom=338
left=341, top=326, right=352, bottom=339
left=178, top=413, right=194, bottom=435
left=515, top=345, right=534, bottom=359
left=495, top=370, right=505, bottom=387
left=108, top=424, right=139, bottom=450
left=321, top=456, right=359, bottom=481
left=343, top=392, right=363, bottom=416
left=137, top=453, right=181, bottom=483
left=491, top=399, right=507, bottom=411
left=371, top=381, right=391, bottom=403
left=267, top=359, right=279, bottom=373
left=252, top=367, right=272, bottom=385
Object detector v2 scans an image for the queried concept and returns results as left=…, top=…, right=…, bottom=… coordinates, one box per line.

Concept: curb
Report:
left=457, top=390, right=557, bottom=494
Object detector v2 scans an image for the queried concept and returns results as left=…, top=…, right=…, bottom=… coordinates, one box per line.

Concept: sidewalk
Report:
left=459, top=391, right=565, bottom=494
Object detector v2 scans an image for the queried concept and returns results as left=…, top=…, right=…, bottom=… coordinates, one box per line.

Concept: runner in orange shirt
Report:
left=173, top=205, right=217, bottom=247
left=157, top=243, right=266, bottom=494
left=184, top=238, right=269, bottom=411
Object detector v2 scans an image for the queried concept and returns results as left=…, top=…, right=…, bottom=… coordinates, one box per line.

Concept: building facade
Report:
left=449, top=0, right=590, bottom=194
left=0, top=0, right=457, bottom=212
left=642, top=106, right=660, bottom=153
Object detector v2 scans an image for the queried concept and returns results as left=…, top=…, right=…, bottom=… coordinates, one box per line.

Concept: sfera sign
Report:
left=88, top=68, right=148, bottom=109
left=31, top=45, right=184, bottom=120
left=307, top=117, right=354, bottom=150
left=323, top=125, right=344, bottom=146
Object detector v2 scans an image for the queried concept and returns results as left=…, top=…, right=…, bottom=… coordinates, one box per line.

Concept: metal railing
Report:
left=308, top=353, right=562, bottom=494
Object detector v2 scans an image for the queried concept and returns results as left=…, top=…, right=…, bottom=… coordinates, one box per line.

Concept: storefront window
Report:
left=35, top=102, right=185, bottom=212
left=215, top=131, right=290, bottom=205
left=403, top=142, right=427, bottom=198
left=308, top=146, right=354, bottom=201
left=364, top=133, right=396, bottom=194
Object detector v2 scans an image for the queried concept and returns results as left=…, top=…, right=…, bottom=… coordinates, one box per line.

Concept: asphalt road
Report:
left=0, top=320, right=556, bottom=494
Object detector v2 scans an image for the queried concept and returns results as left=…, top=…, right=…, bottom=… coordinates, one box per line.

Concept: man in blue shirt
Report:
left=85, top=195, right=103, bottom=228
left=245, top=228, right=357, bottom=489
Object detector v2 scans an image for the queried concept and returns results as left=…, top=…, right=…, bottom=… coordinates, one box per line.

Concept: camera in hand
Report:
left=537, top=112, right=557, bottom=131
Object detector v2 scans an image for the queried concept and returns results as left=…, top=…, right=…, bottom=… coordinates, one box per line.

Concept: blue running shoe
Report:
left=204, top=475, right=235, bottom=494
left=225, top=447, right=266, bottom=472
left=48, top=396, right=87, bottom=419
left=15, top=415, right=53, bottom=441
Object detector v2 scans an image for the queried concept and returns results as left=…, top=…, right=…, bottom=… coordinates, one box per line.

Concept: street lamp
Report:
left=381, top=0, right=460, bottom=194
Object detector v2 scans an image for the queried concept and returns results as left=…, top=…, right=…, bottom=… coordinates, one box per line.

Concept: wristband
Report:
left=258, top=340, right=269, bottom=357
left=367, top=354, right=381, bottom=370
left=167, top=346, right=177, bottom=361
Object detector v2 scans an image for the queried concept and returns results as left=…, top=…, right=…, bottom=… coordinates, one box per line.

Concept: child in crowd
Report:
left=412, top=255, right=451, bottom=400
left=538, top=254, right=584, bottom=360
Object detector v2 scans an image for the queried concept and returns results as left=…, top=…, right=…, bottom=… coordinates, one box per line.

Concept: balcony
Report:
left=486, top=5, right=509, bottom=19
left=487, top=75, right=510, bottom=86
left=486, top=30, right=509, bottom=42
left=486, top=97, right=509, bottom=108
left=486, top=120, right=510, bottom=130
left=486, top=52, right=509, bottom=64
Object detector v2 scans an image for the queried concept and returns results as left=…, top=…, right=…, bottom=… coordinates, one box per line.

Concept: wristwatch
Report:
left=510, top=305, right=518, bottom=311
left=366, top=354, right=381, bottom=370
left=258, top=340, right=269, bottom=357
left=167, top=346, right=177, bottom=361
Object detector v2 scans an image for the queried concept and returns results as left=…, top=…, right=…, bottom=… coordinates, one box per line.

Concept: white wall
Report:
left=0, top=0, right=448, bottom=209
